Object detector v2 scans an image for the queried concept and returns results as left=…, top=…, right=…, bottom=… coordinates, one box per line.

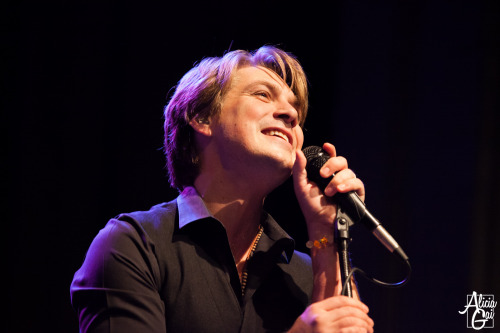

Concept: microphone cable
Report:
left=341, top=258, right=412, bottom=296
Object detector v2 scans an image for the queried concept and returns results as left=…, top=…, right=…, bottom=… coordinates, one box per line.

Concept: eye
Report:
left=254, top=91, right=271, bottom=99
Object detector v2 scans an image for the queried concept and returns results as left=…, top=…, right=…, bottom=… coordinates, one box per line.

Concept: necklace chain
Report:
left=240, top=224, right=264, bottom=297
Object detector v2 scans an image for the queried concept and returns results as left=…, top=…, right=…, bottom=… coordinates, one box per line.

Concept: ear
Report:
left=189, top=116, right=212, bottom=136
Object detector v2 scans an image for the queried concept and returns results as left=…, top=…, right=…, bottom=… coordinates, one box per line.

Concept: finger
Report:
left=337, top=178, right=365, bottom=202
left=332, top=316, right=374, bottom=333
left=318, top=142, right=338, bottom=177
left=332, top=169, right=357, bottom=184
left=319, top=156, right=348, bottom=179
left=323, top=169, right=356, bottom=196
left=301, top=298, right=373, bottom=333
left=330, top=318, right=373, bottom=333
left=323, top=306, right=374, bottom=333
left=310, top=303, right=374, bottom=333
left=292, top=149, right=309, bottom=191
left=324, top=171, right=365, bottom=200
left=318, top=296, right=370, bottom=313
left=328, top=307, right=374, bottom=326
left=322, top=142, right=337, bottom=158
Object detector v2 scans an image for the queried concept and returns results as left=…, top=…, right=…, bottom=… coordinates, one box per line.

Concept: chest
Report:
left=158, top=232, right=311, bottom=332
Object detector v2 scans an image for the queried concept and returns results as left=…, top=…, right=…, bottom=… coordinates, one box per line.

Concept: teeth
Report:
left=264, top=130, right=289, bottom=143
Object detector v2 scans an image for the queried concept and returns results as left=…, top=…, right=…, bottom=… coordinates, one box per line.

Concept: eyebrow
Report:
left=245, top=80, right=300, bottom=110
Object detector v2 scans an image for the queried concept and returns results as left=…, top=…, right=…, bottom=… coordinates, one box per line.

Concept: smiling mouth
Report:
left=262, top=129, right=290, bottom=144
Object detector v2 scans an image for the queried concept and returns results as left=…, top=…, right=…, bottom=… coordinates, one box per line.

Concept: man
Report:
left=71, top=46, right=374, bottom=332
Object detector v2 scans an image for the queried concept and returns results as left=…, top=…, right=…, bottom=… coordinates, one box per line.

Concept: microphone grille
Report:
left=302, top=146, right=331, bottom=191
left=302, top=145, right=324, bottom=160
left=303, top=145, right=329, bottom=168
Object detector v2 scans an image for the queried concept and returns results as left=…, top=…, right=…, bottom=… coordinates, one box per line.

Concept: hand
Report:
left=293, top=142, right=365, bottom=231
left=293, top=143, right=367, bottom=299
left=288, top=296, right=374, bottom=333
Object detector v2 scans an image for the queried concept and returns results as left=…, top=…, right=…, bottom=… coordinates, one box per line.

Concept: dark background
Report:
left=5, top=0, right=499, bottom=332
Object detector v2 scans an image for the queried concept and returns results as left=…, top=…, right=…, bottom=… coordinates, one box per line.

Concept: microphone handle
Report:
left=304, top=159, right=375, bottom=226
left=305, top=158, right=409, bottom=261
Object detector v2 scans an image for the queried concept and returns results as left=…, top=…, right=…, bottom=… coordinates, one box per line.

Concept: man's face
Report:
left=209, top=65, right=304, bottom=181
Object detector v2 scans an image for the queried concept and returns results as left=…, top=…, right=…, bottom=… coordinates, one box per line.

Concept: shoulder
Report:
left=116, top=199, right=178, bottom=238
left=87, top=199, right=178, bottom=253
left=71, top=199, right=178, bottom=290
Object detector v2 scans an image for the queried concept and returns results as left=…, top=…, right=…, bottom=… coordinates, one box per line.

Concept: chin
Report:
left=265, top=152, right=295, bottom=177
left=249, top=156, right=293, bottom=195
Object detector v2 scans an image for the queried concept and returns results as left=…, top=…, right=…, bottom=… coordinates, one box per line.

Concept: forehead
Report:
left=231, top=65, right=290, bottom=90
left=230, top=65, right=298, bottom=104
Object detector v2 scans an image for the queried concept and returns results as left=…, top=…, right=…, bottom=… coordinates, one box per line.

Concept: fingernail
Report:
left=321, top=166, right=330, bottom=177
left=337, top=184, right=346, bottom=191
left=324, top=185, right=334, bottom=196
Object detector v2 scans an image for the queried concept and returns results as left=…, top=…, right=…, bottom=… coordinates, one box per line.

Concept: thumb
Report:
left=292, top=149, right=308, bottom=193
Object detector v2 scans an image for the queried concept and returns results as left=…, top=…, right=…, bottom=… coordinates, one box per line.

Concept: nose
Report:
left=274, top=104, right=299, bottom=127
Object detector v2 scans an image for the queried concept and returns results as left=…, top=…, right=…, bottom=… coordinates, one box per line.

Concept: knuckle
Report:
left=337, top=156, right=348, bottom=167
left=328, top=156, right=347, bottom=170
left=341, top=328, right=365, bottom=333
left=308, top=303, right=321, bottom=313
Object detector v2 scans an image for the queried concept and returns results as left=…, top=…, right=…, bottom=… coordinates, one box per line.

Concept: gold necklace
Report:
left=240, top=224, right=264, bottom=297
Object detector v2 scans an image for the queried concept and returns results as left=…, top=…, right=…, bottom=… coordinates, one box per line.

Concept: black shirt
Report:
left=71, top=187, right=313, bottom=332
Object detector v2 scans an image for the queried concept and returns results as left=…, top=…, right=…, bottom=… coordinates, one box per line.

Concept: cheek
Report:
left=231, top=121, right=254, bottom=138
left=218, top=119, right=257, bottom=147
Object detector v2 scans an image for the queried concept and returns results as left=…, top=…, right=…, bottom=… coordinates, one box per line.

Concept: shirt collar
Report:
left=259, top=213, right=295, bottom=263
left=177, top=186, right=213, bottom=228
left=176, top=186, right=295, bottom=262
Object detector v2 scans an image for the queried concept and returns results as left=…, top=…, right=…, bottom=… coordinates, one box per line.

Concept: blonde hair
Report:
left=164, top=45, right=309, bottom=190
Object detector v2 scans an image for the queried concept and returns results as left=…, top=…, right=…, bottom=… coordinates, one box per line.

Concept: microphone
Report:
left=302, top=145, right=409, bottom=262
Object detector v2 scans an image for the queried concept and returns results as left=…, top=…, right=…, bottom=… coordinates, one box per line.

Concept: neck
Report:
left=194, top=172, right=264, bottom=231
left=194, top=171, right=266, bottom=264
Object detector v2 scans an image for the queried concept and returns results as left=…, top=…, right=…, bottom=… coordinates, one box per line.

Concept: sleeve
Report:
left=70, top=218, right=166, bottom=333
